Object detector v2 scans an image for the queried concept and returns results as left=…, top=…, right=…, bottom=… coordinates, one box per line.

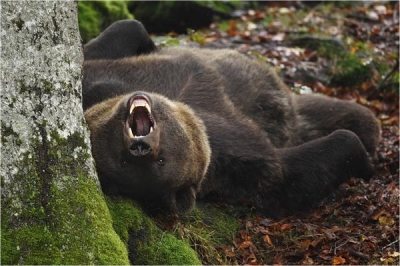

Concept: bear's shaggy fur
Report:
left=83, top=20, right=379, bottom=216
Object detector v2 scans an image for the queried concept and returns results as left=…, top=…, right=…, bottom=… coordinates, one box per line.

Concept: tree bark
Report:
left=1, top=1, right=128, bottom=264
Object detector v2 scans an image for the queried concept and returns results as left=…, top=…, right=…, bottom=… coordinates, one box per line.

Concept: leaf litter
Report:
left=159, top=1, right=398, bottom=264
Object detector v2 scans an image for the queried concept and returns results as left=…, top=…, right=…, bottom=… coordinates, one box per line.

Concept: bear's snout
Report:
left=129, top=140, right=152, bottom=157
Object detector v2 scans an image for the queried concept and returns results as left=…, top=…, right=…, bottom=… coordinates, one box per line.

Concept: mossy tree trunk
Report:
left=1, top=1, right=129, bottom=264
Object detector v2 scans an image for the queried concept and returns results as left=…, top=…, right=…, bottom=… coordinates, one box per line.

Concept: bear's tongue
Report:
left=133, top=107, right=151, bottom=136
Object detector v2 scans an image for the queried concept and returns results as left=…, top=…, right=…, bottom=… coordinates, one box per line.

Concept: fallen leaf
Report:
left=378, top=215, right=395, bottom=226
left=297, top=239, right=311, bottom=249
left=389, top=251, right=400, bottom=257
left=272, top=32, right=285, bottom=42
left=248, top=259, right=259, bottom=265
left=319, top=254, right=332, bottom=261
left=367, top=11, right=379, bottom=21
left=280, top=223, right=293, bottom=231
left=239, top=240, right=252, bottom=250
left=382, top=115, right=399, bottom=125
left=264, top=234, right=273, bottom=246
left=332, top=256, right=346, bottom=265
left=240, top=231, right=250, bottom=240
left=374, top=5, right=387, bottom=15
left=371, top=210, right=389, bottom=220
left=223, top=246, right=236, bottom=257
left=311, top=238, right=323, bottom=248
left=301, top=255, right=314, bottom=265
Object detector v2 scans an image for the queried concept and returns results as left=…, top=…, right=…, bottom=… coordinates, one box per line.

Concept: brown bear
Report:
left=82, top=20, right=380, bottom=217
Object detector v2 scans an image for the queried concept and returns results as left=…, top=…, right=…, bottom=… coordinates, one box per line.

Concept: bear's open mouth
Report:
left=126, top=95, right=155, bottom=138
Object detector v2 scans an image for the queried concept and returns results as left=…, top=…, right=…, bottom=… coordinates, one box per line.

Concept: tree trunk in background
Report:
left=1, top=1, right=128, bottom=264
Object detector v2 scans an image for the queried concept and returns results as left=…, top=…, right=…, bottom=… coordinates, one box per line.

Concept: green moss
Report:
left=1, top=224, right=62, bottom=264
left=375, top=59, right=400, bottom=94
left=53, top=178, right=129, bottom=264
left=78, top=1, right=134, bottom=43
left=106, top=197, right=201, bottom=265
left=1, top=122, right=21, bottom=145
left=78, top=2, right=101, bottom=43
left=134, top=233, right=201, bottom=265
left=105, top=198, right=146, bottom=244
left=1, top=176, right=129, bottom=265
left=329, top=53, right=371, bottom=87
left=175, top=203, right=240, bottom=264
left=315, top=41, right=371, bottom=87
left=103, top=1, right=134, bottom=22
left=2, top=126, right=129, bottom=265
left=194, top=204, right=239, bottom=245
left=188, top=29, right=207, bottom=45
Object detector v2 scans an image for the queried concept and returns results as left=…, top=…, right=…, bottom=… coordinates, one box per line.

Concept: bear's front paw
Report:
left=164, top=186, right=197, bottom=215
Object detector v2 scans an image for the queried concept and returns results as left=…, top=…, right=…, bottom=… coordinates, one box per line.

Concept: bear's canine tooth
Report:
left=128, top=128, right=134, bottom=138
left=129, top=104, right=135, bottom=114
left=150, top=126, right=154, bottom=133
left=145, top=103, right=151, bottom=113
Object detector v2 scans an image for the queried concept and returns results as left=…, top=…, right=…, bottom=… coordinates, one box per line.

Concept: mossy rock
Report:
left=106, top=197, right=201, bottom=265
left=291, top=35, right=373, bottom=87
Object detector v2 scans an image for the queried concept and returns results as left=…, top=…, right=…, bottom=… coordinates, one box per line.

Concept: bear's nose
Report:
left=130, top=141, right=152, bottom=157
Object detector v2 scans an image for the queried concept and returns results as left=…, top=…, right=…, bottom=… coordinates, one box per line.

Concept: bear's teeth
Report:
left=145, top=103, right=151, bottom=113
left=128, top=128, right=134, bottom=138
left=128, top=126, right=153, bottom=139
left=130, top=101, right=151, bottom=114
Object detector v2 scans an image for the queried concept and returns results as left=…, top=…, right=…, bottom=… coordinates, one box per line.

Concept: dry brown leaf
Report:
left=332, top=256, right=346, bottom=265
left=280, top=223, right=293, bottom=231
left=239, top=240, right=252, bottom=250
left=264, top=234, right=273, bottom=246
left=301, top=255, right=314, bottom=265
left=378, top=215, right=395, bottom=226
left=224, top=249, right=236, bottom=258
left=297, top=239, right=312, bottom=249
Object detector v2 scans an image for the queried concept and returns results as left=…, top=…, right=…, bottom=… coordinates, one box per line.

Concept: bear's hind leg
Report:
left=277, top=129, right=374, bottom=215
left=291, top=94, right=380, bottom=159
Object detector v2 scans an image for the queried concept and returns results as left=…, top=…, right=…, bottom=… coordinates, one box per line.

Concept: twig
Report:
left=382, top=239, right=399, bottom=250
left=378, top=60, right=399, bottom=91
left=348, top=248, right=370, bottom=260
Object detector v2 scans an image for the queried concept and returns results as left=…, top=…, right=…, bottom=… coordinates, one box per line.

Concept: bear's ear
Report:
left=83, top=19, right=156, bottom=60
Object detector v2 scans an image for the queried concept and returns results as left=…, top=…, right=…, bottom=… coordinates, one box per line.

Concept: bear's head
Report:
left=85, top=92, right=211, bottom=214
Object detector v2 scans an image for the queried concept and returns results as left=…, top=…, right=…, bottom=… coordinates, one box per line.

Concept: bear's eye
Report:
left=157, top=157, right=166, bottom=166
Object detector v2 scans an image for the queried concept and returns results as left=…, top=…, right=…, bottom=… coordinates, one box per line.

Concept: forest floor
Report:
left=156, top=2, right=399, bottom=265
